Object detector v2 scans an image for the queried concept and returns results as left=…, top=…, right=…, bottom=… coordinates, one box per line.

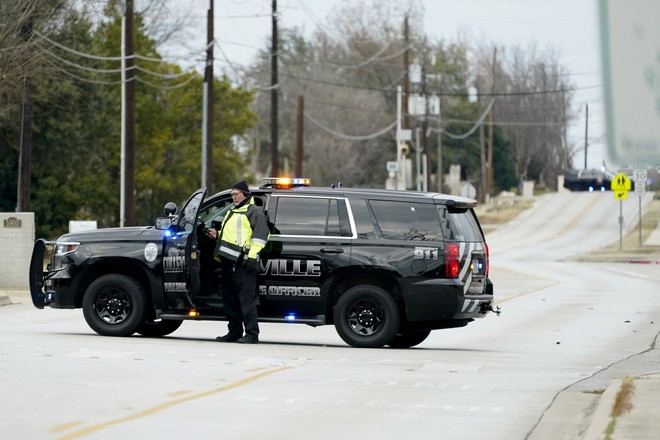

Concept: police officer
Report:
left=210, top=180, right=269, bottom=344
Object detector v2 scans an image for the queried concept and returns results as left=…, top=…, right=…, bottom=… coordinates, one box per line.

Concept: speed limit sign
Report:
left=633, top=168, right=647, bottom=181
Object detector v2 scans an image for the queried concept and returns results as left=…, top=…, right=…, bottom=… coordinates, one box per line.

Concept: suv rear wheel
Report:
left=334, top=285, right=400, bottom=348
left=82, top=274, right=147, bottom=337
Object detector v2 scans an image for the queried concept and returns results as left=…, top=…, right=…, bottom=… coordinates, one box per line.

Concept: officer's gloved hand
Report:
left=200, top=227, right=216, bottom=243
left=244, top=257, right=259, bottom=275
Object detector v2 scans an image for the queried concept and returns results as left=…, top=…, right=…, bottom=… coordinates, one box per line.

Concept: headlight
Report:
left=51, top=242, right=79, bottom=270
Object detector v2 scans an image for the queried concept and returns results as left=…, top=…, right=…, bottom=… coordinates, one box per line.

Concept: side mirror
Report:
left=155, top=217, right=172, bottom=230
left=164, top=202, right=177, bottom=216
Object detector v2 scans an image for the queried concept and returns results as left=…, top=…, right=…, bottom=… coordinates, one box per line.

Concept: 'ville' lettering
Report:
left=263, top=259, right=321, bottom=277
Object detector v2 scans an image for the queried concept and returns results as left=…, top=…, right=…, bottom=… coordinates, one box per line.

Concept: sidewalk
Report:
left=530, top=341, right=660, bottom=440
left=0, top=289, right=29, bottom=306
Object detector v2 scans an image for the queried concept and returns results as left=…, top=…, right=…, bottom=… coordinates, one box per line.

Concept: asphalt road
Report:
left=1, top=191, right=659, bottom=440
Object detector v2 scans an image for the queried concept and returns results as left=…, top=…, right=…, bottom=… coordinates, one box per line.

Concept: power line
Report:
left=35, top=31, right=172, bottom=63
left=304, top=111, right=397, bottom=141
left=427, top=99, right=495, bottom=140
left=41, top=47, right=124, bottom=73
left=134, top=64, right=191, bottom=80
left=45, top=60, right=125, bottom=85
left=136, top=74, right=196, bottom=90
left=281, top=71, right=601, bottom=97
left=328, top=43, right=416, bottom=70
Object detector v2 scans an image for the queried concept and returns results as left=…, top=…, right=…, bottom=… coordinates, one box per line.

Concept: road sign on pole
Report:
left=611, top=172, right=632, bottom=191
left=633, top=168, right=647, bottom=182
left=614, top=191, right=628, bottom=200
left=633, top=168, right=647, bottom=246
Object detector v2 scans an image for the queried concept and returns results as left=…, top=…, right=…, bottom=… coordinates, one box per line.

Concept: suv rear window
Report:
left=369, top=200, right=444, bottom=241
left=444, top=208, right=484, bottom=242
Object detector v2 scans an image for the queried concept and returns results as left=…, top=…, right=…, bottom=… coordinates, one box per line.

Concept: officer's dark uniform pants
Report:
left=221, top=260, right=260, bottom=337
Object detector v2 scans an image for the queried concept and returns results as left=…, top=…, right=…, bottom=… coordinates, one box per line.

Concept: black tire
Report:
left=82, top=274, right=147, bottom=337
left=387, top=330, right=431, bottom=348
left=136, top=319, right=183, bottom=337
left=333, top=285, right=400, bottom=348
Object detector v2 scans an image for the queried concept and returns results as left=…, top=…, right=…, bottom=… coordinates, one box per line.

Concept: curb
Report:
left=582, top=378, right=622, bottom=440
left=628, top=259, right=660, bottom=264
left=0, top=293, right=10, bottom=307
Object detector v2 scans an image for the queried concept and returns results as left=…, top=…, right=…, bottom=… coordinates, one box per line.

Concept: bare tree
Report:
left=473, top=42, right=576, bottom=189
left=245, top=0, right=427, bottom=186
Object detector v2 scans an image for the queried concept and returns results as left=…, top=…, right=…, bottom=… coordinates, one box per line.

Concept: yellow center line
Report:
left=53, top=366, right=291, bottom=440
left=49, top=421, right=86, bottom=433
left=495, top=280, right=561, bottom=305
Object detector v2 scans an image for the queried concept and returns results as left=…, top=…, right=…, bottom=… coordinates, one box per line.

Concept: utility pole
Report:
left=584, top=103, right=589, bottom=169
left=487, top=47, right=497, bottom=198
left=421, top=62, right=429, bottom=191
left=295, top=96, right=304, bottom=176
left=202, top=0, right=214, bottom=192
left=121, top=0, right=136, bottom=227
left=16, top=11, right=33, bottom=213
left=436, top=89, right=443, bottom=193
left=402, top=16, right=410, bottom=132
left=480, top=116, right=486, bottom=201
left=270, top=0, right=279, bottom=176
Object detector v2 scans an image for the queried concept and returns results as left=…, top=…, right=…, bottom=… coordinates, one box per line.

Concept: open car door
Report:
left=162, top=188, right=207, bottom=310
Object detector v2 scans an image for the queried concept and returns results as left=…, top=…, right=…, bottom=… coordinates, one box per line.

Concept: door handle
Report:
left=321, top=248, right=344, bottom=254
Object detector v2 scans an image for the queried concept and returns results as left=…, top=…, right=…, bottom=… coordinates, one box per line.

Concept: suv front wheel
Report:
left=82, top=274, right=147, bottom=337
left=334, top=285, right=400, bottom=348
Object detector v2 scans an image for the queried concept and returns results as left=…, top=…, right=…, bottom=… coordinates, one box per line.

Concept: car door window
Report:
left=272, top=196, right=351, bottom=237
left=369, top=200, right=444, bottom=241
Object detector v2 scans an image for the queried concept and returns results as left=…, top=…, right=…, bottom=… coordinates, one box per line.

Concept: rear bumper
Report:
left=402, top=277, right=494, bottom=322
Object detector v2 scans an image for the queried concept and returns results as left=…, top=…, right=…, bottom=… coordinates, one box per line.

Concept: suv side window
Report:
left=369, top=200, right=444, bottom=241
left=272, top=196, right=352, bottom=237
left=350, top=198, right=377, bottom=239
left=198, top=198, right=232, bottom=227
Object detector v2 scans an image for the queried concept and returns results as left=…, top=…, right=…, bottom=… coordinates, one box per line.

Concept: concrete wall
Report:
left=0, top=213, right=35, bottom=290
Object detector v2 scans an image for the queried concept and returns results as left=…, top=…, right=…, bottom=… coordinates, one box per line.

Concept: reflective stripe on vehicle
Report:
left=461, top=299, right=481, bottom=313
left=458, top=242, right=485, bottom=294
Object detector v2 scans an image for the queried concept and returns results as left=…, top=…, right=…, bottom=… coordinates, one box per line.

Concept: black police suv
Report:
left=29, top=178, right=497, bottom=348
left=563, top=168, right=614, bottom=192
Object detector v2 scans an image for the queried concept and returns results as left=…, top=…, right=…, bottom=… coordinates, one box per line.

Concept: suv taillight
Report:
left=445, top=243, right=460, bottom=278
left=485, top=243, right=490, bottom=278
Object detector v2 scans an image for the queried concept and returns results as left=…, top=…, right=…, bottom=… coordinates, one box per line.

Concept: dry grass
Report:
left=604, top=376, right=636, bottom=439
left=475, top=198, right=535, bottom=235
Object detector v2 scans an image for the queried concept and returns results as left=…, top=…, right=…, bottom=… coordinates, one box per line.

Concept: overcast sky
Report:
left=160, top=0, right=608, bottom=170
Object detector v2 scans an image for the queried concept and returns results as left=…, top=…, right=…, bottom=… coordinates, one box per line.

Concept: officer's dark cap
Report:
left=231, top=180, right=251, bottom=195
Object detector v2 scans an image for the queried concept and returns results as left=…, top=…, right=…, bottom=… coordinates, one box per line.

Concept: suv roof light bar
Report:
left=260, top=177, right=311, bottom=189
